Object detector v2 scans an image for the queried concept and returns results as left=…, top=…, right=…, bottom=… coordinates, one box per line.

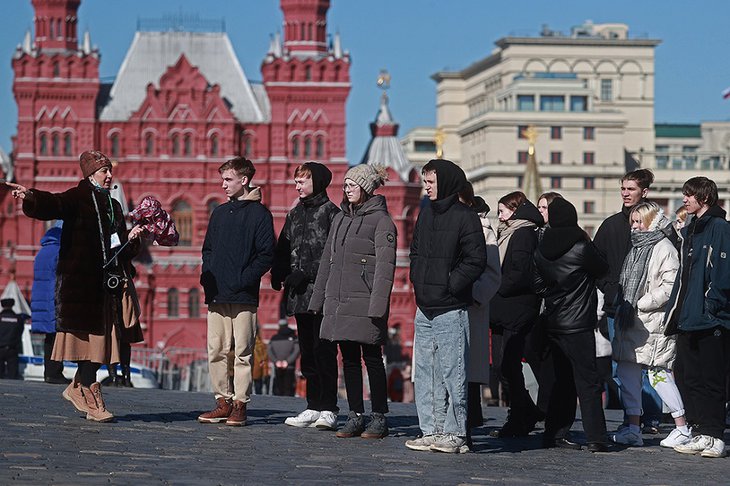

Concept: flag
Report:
left=723, top=86, right=730, bottom=99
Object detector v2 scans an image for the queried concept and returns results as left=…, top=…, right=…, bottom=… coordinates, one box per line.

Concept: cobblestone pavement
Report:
left=0, top=380, right=726, bottom=485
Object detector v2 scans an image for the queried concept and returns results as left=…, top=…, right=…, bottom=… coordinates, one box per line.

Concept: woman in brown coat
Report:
left=309, top=164, right=397, bottom=439
left=7, top=150, right=142, bottom=422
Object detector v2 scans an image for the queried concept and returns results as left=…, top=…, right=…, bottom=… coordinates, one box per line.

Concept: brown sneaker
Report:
left=62, top=380, right=90, bottom=415
left=83, top=383, right=114, bottom=423
left=198, top=397, right=233, bottom=423
left=226, top=400, right=247, bottom=427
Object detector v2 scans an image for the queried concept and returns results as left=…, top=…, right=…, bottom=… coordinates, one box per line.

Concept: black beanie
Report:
left=304, top=162, right=332, bottom=195
left=548, top=197, right=578, bottom=228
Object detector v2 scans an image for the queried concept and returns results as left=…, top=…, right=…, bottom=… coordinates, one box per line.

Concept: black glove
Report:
left=284, top=270, right=307, bottom=290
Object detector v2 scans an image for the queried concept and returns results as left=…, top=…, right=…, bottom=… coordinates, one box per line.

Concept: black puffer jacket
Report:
left=490, top=201, right=542, bottom=332
left=409, top=160, right=487, bottom=318
left=593, top=206, right=632, bottom=317
left=201, top=188, right=275, bottom=306
left=534, top=233, right=609, bottom=334
left=309, top=195, right=397, bottom=345
left=271, top=165, right=340, bottom=315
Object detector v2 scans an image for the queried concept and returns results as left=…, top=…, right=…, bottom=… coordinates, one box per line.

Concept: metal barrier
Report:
left=131, top=347, right=210, bottom=392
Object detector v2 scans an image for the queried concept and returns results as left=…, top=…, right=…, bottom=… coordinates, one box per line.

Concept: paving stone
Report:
left=0, top=380, right=727, bottom=485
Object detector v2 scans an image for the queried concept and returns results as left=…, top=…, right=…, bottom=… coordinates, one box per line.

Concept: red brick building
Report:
left=1, top=0, right=420, bottom=353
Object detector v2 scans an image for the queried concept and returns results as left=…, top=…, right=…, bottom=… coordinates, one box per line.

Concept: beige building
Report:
left=422, top=21, right=663, bottom=233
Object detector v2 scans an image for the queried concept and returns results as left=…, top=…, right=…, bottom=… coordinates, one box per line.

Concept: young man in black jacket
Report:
left=406, top=159, right=487, bottom=454
left=271, top=162, right=340, bottom=430
left=198, top=157, right=275, bottom=426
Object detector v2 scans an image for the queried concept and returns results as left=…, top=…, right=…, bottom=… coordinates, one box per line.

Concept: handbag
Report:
left=120, top=274, right=145, bottom=343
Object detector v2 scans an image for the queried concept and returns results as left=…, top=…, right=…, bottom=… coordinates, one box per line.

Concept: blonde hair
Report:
left=630, top=201, right=660, bottom=229
left=675, top=205, right=688, bottom=223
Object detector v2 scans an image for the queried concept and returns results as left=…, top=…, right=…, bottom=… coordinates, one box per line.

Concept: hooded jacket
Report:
left=309, top=195, right=397, bottom=345
left=271, top=163, right=340, bottom=315
left=534, top=230, right=609, bottom=335
left=409, top=159, right=487, bottom=318
left=31, top=225, right=62, bottom=334
left=22, top=179, right=139, bottom=334
left=489, top=201, right=543, bottom=331
left=664, top=205, right=730, bottom=334
left=201, top=187, right=275, bottom=306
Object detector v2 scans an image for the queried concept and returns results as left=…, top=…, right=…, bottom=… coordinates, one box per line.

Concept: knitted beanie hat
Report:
left=79, top=150, right=112, bottom=178
left=548, top=197, right=578, bottom=228
left=344, top=164, right=388, bottom=195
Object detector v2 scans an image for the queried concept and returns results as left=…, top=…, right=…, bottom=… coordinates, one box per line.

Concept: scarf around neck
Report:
left=497, top=218, right=535, bottom=264
left=619, top=227, right=666, bottom=308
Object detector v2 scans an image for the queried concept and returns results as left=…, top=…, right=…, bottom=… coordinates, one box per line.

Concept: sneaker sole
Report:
left=361, top=433, right=388, bottom=439
left=429, top=446, right=462, bottom=454
left=86, top=413, right=114, bottom=423
left=225, top=421, right=247, bottom=427
left=314, top=423, right=337, bottom=430
left=405, top=442, right=432, bottom=451
left=674, top=447, right=703, bottom=455
left=198, top=417, right=230, bottom=424
left=335, top=432, right=362, bottom=438
left=700, top=450, right=727, bottom=458
left=284, top=419, right=317, bottom=428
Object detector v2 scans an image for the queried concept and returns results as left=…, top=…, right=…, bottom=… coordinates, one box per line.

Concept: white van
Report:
left=19, top=324, right=159, bottom=389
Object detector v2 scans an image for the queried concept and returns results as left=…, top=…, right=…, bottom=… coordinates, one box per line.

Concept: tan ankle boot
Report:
left=82, top=383, right=114, bottom=422
left=62, top=379, right=90, bottom=414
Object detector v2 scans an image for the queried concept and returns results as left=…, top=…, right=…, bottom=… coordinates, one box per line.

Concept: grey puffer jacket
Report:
left=309, top=195, right=397, bottom=345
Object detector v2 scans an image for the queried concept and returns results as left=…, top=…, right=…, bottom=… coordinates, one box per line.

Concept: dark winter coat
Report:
left=534, top=233, right=609, bottom=334
left=309, top=195, right=397, bottom=345
left=22, top=179, right=138, bottom=335
left=31, top=225, right=62, bottom=334
left=664, top=205, right=730, bottom=334
left=409, top=160, right=486, bottom=319
left=271, top=190, right=339, bottom=315
left=201, top=188, right=275, bottom=306
left=268, top=327, right=300, bottom=369
left=0, top=309, right=24, bottom=349
left=593, top=206, right=632, bottom=318
left=490, top=202, right=543, bottom=332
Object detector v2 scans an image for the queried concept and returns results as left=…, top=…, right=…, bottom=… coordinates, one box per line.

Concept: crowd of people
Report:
left=4, top=152, right=728, bottom=458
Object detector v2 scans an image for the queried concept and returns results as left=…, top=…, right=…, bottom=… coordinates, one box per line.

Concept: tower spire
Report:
left=31, top=0, right=81, bottom=51
left=521, top=125, right=543, bottom=202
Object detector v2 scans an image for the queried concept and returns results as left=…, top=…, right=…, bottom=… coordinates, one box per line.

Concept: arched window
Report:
left=167, top=288, right=179, bottom=317
left=210, top=134, right=219, bottom=156
left=304, top=137, right=311, bottom=157
left=63, top=133, right=72, bottom=156
left=52, top=133, right=60, bottom=156
left=53, top=61, right=60, bottom=78
left=172, top=200, right=192, bottom=246
left=172, top=134, right=180, bottom=155
left=188, top=288, right=200, bottom=319
left=144, top=133, right=154, bottom=156
left=56, top=19, right=62, bottom=39
left=305, top=65, right=312, bottom=81
left=39, top=133, right=48, bottom=155
left=243, top=136, right=253, bottom=157
left=49, top=20, right=55, bottom=39
left=183, top=133, right=192, bottom=156
left=110, top=133, right=119, bottom=157
left=207, top=200, right=220, bottom=217
left=291, top=137, right=300, bottom=157
left=315, top=137, right=324, bottom=158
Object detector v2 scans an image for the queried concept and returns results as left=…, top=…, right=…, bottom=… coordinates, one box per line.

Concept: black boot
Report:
left=121, top=365, right=133, bottom=387
left=361, top=413, right=388, bottom=439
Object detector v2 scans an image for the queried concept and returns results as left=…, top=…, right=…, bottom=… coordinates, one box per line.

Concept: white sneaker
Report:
left=660, top=428, right=692, bottom=448
left=674, top=434, right=714, bottom=454
left=313, top=410, right=338, bottom=430
left=429, top=434, right=469, bottom=454
left=700, top=438, right=727, bottom=458
left=405, top=434, right=441, bottom=451
left=610, top=427, right=643, bottom=446
left=284, top=409, right=320, bottom=428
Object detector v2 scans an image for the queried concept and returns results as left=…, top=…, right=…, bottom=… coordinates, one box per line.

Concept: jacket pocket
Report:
left=360, top=258, right=372, bottom=293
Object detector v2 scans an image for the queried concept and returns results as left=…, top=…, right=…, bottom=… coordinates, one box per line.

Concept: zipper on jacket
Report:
left=360, top=258, right=372, bottom=293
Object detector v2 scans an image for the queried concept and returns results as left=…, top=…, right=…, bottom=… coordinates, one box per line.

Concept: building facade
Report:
left=0, top=0, right=380, bottom=350
left=428, top=21, right=662, bottom=233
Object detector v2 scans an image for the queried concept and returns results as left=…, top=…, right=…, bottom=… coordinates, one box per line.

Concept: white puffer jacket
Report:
left=613, top=237, right=679, bottom=369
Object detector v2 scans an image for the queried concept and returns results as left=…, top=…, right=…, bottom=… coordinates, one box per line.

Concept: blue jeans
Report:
left=414, top=308, right=469, bottom=437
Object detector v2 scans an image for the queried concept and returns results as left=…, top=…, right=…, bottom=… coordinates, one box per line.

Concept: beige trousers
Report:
left=207, top=303, right=257, bottom=403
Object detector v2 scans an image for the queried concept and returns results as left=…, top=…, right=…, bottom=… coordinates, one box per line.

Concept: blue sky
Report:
left=2, top=0, right=729, bottom=163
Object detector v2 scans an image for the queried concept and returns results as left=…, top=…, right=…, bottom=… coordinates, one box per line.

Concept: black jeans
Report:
left=500, top=326, right=538, bottom=418
left=489, top=329, right=504, bottom=403
left=544, top=331, right=607, bottom=444
left=339, top=341, right=388, bottom=414
left=676, top=327, right=730, bottom=440
left=273, top=368, right=296, bottom=396
left=0, top=346, right=20, bottom=379
left=295, top=313, right=339, bottom=412
left=43, top=333, right=64, bottom=379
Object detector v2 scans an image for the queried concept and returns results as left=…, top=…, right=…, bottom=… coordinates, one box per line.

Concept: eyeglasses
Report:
left=343, top=183, right=360, bottom=192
